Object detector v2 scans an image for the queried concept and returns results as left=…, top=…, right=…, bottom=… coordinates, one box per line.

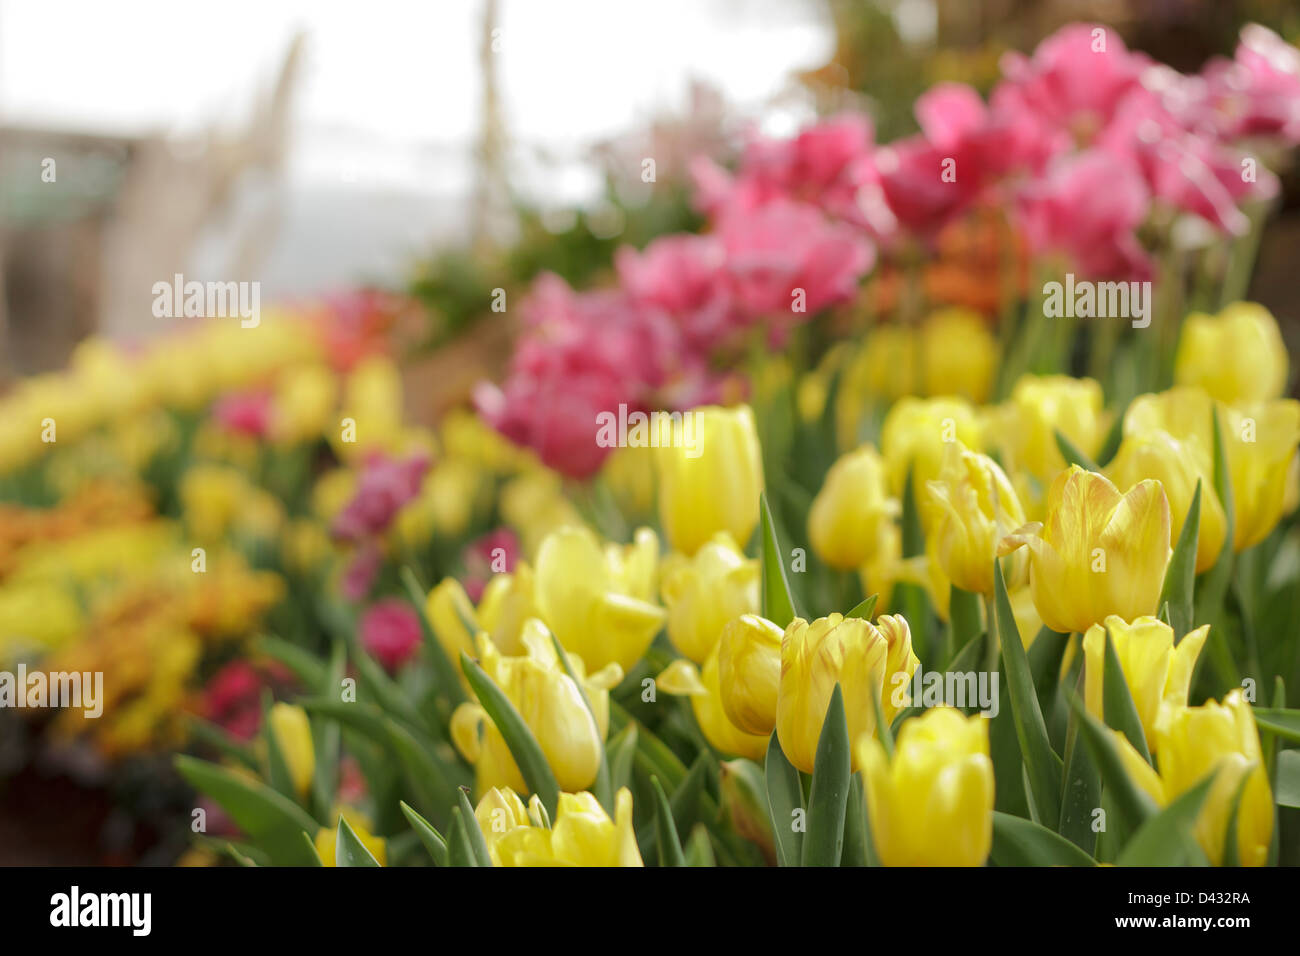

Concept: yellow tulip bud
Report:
left=992, top=375, right=1108, bottom=484
left=1174, top=302, right=1287, bottom=406
left=1219, top=401, right=1300, bottom=551
left=315, top=808, right=386, bottom=866
left=272, top=363, right=337, bottom=444
left=999, top=467, right=1170, bottom=635
left=477, top=563, right=538, bottom=657
left=534, top=525, right=665, bottom=672
left=856, top=707, right=994, bottom=866
left=473, top=786, right=532, bottom=864
left=1114, top=691, right=1273, bottom=866
left=267, top=703, right=314, bottom=799
left=660, top=533, right=760, bottom=663
left=657, top=651, right=769, bottom=762
left=454, top=623, right=622, bottom=794
left=426, top=577, right=479, bottom=669
left=921, top=308, right=998, bottom=404
left=717, top=614, right=783, bottom=736
left=1106, top=429, right=1227, bottom=573
left=808, top=445, right=899, bottom=570
left=775, top=613, right=919, bottom=773
left=880, top=396, right=981, bottom=496
left=493, top=787, right=643, bottom=866
left=923, top=441, right=1026, bottom=594
left=655, top=404, right=764, bottom=556
left=1082, top=616, right=1209, bottom=751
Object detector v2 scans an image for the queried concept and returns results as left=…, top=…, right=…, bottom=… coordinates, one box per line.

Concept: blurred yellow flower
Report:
left=658, top=649, right=769, bottom=762
left=880, top=396, right=980, bottom=496
left=660, top=533, right=759, bottom=663
left=716, top=613, right=783, bottom=736
left=990, top=375, right=1107, bottom=485
left=808, top=445, right=899, bottom=570
left=921, top=308, right=997, bottom=403
left=1174, top=302, right=1287, bottom=406
left=267, top=703, right=315, bottom=799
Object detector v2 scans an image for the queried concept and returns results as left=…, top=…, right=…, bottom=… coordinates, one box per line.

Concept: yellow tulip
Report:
left=492, top=788, right=643, bottom=866
left=658, top=649, right=770, bottom=761
left=267, top=703, right=315, bottom=799
left=921, top=308, right=998, bottom=404
left=426, top=577, right=479, bottom=669
left=453, top=622, right=623, bottom=794
left=923, top=441, right=1027, bottom=595
left=808, top=445, right=899, bottom=570
left=717, top=614, right=784, bottom=736
left=337, top=355, right=406, bottom=458
left=1082, top=616, right=1209, bottom=751
left=1106, top=429, right=1227, bottom=573
left=1174, top=302, right=1287, bottom=406
left=655, top=404, right=764, bottom=556
left=272, top=363, right=337, bottom=444
left=999, top=467, right=1170, bottom=635
left=477, top=563, right=539, bottom=657
left=1219, top=401, right=1300, bottom=550
left=856, top=707, right=994, bottom=866
left=990, top=375, right=1108, bottom=484
left=880, top=397, right=981, bottom=496
left=600, top=444, right=657, bottom=518
left=776, top=613, right=919, bottom=773
left=1114, top=691, right=1272, bottom=866
left=473, top=786, right=533, bottom=865
left=660, top=533, right=759, bottom=663
left=533, top=525, right=665, bottom=672
left=315, top=808, right=387, bottom=866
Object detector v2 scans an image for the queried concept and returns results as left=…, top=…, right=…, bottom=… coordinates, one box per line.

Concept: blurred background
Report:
left=1, top=0, right=1299, bottom=865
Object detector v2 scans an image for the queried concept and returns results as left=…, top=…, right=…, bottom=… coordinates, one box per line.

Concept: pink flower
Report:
left=332, top=452, right=429, bottom=542
left=1198, top=25, right=1300, bottom=143
left=616, top=234, right=734, bottom=350
left=461, top=528, right=519, bottom=601
left=360, top=598, right=422, bottom=672
left=717, top=199, right=874, bottom=320
left=340, top=542, right=382, bottom=602
left=212, top=391, right=273, bottom=438
left=1016, top=149, right=1153, bottom=280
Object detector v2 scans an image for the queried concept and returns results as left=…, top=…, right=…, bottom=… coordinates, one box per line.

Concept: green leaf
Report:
left=650, top=776, right=687, bottom=867
left=335, top=814, right=381, bottom=867
left=255, top=634, right=326, bottom=688
left=457, top=787, right=493, bottom=867
left=683, top=825, right=716, bottom=867
left=1115, top=772, right=1216, bottom=866
left=949, top=585, right=983, bottom=662
left=764, top=731, right=803, bottom=867
left=461, top=651, right=560, bottom=817
left=399, top=801, right=448, bottom=866
left=845, top=593, right=879, bottom=622
left=1095, top=409, right=1126, bottom=468
left=759, top=493, right=797, bottom=627
left=606, top=723, right=638, bottom=794
left=1054, top=429, right=1100, bottom=472
left=1101, top=629, right=1151, bottom=764
left=445, top=807, right=478, bottom=867
left=1276, top=750, right=1300, bottom=808
left=1253, top=708, right=1300, bottom=743
left=185, top=715, right=259, bottom=771
left=174, top=755, right=320, bottom=866
left=1058, top=672, right=1100, bottom=854
left=991, top=812, right=1096, bottom=866
left=993, top=560, right=1062, bottom=824
left=1071, top=697, right=1159, bottom=842
left=842, top=773, right=870, bottom=867
left=1221, top=767, right=1256, bottom=867
left=1158, top=479, right=1201, bottom=639
left=261, top=693, right=298, bottom=803
left=802, top=684, right=851, bottom=867
left=300, top=832, right=324, bottom=866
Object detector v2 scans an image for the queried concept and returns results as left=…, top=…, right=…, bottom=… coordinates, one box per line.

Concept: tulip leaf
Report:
left=400, top=566, right=466, bottom=704
left=842, top=773, right=870, bottom=867
left=400, top=801, right=448, bottom=866
left=1095, top=409, right=1126, bottom=468
left=993, top=560, right=1062, bottom=825
left=1071, top=696, right=1159, bottom=842
left=802, top=684, right=851, bottom=867
left=335, top=814, right=381, bottom=867
left=845, top=593, right=878, bottom=622
left=1058, top=672, right=1100, bottom=854
left=310, top=638, right=347, bottom=827
left=1194, top=407, right=1239, bottom=684
left=1158, top=479, right=1201, bottom=640
left=175, top=755, right=321, bottom=866
left=606, top=722, right=639, bottom=794
left=684, top=824, right=716, bottom=867
left=870, top=677, right=894, bottom=758
left=949, top=585, right=983, bottom=664
left=254, top=633, right=327, bottom=689
left=1252, top=708, right=1300, bottom=743
left=301, top=831, right=324, bottom=866
left=991, top=812, right=1096, bottom=866
left=610, top=702, right=687, bottom=789
left=1054, top=429, right=1100, bottom=472
left=1275, top=750, right=1300, bottom=808
left=1101, top=629, right=1152, bottom=764
left=1221, top=766, right=1257, bottom=867
left=461, top=651, right=560, bottom=818
left=764, top=731, right=804, bottom=867
left=185, top=715, right=259, bottom=772
left=1114, top=772, right=1216, bottom=866
left=457, top=787, right=493, bottom=867
left=650, top=776, right=687, bottom=867
left=759, top=493, right=797, bottom=627
left=261, top=693, right=300, bottom=804
left=446, top=807, right=478, bottom=867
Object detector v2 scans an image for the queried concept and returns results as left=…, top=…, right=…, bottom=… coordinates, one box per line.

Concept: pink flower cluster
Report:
left=478, top=22, right=1300, bottom=479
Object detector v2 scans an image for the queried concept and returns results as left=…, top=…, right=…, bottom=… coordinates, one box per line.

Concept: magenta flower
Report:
left=460, top=527, right=520, bottom=601
left=212, top=390, right=273, bottom=439
left=332, top=452, right=429, bottom=542
left=1197, top=25, right=1300, bottom=142
left=616, top=234, right=735, bottom=352
left=360, top=598, right=422, bottom=672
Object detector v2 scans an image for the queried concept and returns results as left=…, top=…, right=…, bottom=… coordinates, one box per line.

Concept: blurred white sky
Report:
left=0, top=0, right=833, bottom=292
